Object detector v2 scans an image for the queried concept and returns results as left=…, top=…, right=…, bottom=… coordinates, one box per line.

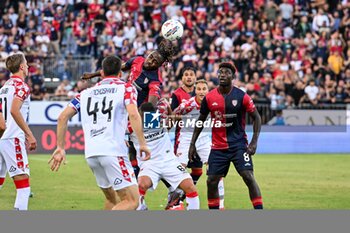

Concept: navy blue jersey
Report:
left=200, top=86, right=256, bottom=150
left=124, top=56, right=162, bottom=106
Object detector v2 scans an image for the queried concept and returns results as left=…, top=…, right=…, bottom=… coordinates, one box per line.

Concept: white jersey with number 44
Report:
left=69, top=78, right=137, bottom=158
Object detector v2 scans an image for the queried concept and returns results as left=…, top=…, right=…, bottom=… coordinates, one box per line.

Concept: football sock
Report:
left=131, top=159, right=140, bottom=178
left=0, top=177, right=5, bottom=190
left=190, top=168, right=203, bottom=185
left=208, top=198, right=220, bottom=209
left=137, top=188, right=147, bottom=210
left=218, top=178, right=225, bottom=209
left=14, top=178, right=30, bottom=210
left=186, top=191, right=199, bottom=210
left=251, top=196, right=263, bottom=209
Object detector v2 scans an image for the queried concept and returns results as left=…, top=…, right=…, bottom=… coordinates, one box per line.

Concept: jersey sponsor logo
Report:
left=114, top=178, right=123, bottom=185
left=232, top=100, right=237, bottom=107
left=9, top=166, right=17, bottom=173
left=212, top=102, right=218, bottom=106
left=144, top=110, right=161, bottom=129
left=90, top=126, right=107, bottom=138
left=244, top=163, right=251, bottom=167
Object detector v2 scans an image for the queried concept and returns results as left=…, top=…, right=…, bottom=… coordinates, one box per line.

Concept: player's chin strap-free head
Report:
left=218, top=61, right=238, bottom=79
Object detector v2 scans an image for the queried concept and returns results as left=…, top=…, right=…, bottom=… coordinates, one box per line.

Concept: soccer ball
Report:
left=161, top=19, right=184, bottom=41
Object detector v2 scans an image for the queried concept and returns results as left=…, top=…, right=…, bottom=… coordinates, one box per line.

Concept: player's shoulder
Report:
left=132, top=56, right=145, bottom=64
left=9, top=78, right=30, bottom=90
left=205, top=88, right=219, bottom=100
left=173, top=87, right=185, bottom=95
left=232, top=86, right=247, bottom=97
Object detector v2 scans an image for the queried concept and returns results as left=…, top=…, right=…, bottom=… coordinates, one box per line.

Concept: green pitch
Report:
left=0, top=154, right=349, bottom=210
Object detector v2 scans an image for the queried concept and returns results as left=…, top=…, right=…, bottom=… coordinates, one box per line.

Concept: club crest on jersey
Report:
left=232, top=100, right=237, bottom=107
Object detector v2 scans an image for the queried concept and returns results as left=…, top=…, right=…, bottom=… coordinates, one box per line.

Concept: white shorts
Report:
left=176, top=138, right=211, bottom=165
left=0, top=138, right=30, bottom=178
left=86, top=156, right=137, bottom=190
left=138, top=159, right=191, bottom=192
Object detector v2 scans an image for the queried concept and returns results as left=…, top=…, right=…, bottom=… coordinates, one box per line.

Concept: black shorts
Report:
left=207, top=148, right=253, bottom=176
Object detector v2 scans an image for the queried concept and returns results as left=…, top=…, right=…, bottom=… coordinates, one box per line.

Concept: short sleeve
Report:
left=69, top=94, right=81, bottom=112
left=123, top=57, right=137, bottom=71
left=174, top=99, right=194, bottom=115
left=171, top=93, right=179, bottom=111
left=0, top=103, right=2, bottom=113
left=200, top=96, right=210, bottom=115
left=14, top=83, right=30, bottom=101
left=124, top=82, right=138, bottom=106
left=243, top=93, right=256, bottom=113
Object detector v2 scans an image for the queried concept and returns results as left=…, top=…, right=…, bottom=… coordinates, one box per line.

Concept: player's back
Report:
left=79, top=78, right=131, bottom=158
left=0, top=77, right=30, bottom=141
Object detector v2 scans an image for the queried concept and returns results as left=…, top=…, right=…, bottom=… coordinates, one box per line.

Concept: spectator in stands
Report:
left=305, top=79, right=319, bottom=106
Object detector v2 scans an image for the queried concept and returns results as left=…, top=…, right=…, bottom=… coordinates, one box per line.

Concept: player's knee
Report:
left=239, top=170, right=255, bottom=185
left=207, top=176, right=220, bottom=188
left=12, top=174, right=29, bottom=181
left=138, top=182, right=149, bottom=192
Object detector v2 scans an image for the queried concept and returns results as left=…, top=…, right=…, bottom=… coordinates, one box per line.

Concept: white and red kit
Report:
left=173, top=96, right=211, bottom=165
left=69, top=77, right=138, bottom=190
left=0, top=76, right=31, bottom=178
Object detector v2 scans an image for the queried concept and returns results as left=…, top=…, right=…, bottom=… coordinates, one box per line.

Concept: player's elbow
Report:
left=0, top=123, right=5, bottom=135
left=128, top=112, right=140, bottom=122
left=57, top=113, right=69, bottom=124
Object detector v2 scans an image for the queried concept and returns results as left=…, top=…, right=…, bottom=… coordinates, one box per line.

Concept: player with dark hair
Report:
left=130, top=102, right=199, bottom=210
left=49, top=55, right=150, bottom=210
left=82, top=39, right=175, bottom=107
left=189, top=62, right=263, bottom=210
left=81, top=39, right=176, bottom=178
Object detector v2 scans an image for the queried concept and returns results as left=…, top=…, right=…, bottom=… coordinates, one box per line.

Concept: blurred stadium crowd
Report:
left=0, top=0, right=350, bottom=110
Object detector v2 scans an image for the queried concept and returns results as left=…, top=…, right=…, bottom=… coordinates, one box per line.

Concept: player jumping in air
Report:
left=49, top=55, right=151, bottom=210
left=0, top=53, right=37, bottom=210
left=81, top=39, right=175, bottom=179
left=130, top=101, right=199, bottom=210
left=189, top=62, right=263, bottom=210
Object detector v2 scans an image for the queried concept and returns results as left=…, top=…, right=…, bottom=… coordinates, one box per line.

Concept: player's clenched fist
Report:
left=48, top=147, right=66, bottom=172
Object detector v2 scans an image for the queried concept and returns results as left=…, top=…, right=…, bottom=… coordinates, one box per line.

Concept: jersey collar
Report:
left=10, top=75, right=24, bottom=81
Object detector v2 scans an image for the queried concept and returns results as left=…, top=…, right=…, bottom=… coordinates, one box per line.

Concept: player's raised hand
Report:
left=26, top=134, right=37, bottom=151
left=48, top=147, right=67, bottom=172
left=247, top=140, right=257, bottom=155
left=188, top=143, right=197, bottom=162
left=139, top=145, right=151, bottom=161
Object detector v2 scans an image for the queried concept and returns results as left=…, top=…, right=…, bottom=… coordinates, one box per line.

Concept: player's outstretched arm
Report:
left=81, top=71, right=101, bottom=80
left=0, top=110, right=5, bottom=138
left=126, top=104, right=151, bottom=161
left=48, top=107, right=76, bottom=171
left=11, top=97, right=37, bottom=151
left=188, top=112, right=208, bottom=162
left=247, top=109, right=261, bottom=156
